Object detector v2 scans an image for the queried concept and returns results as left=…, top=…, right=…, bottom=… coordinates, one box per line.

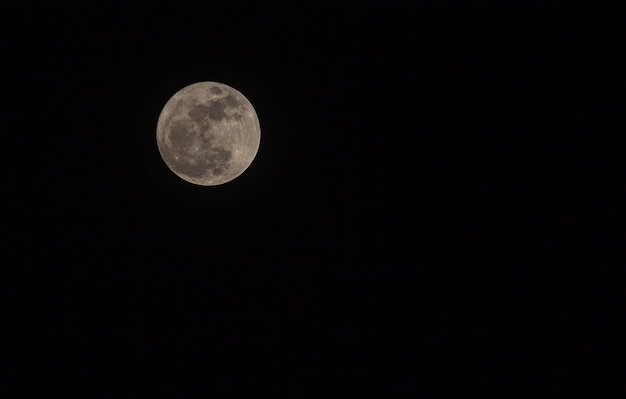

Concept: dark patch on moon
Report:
left=206, top=100, right=228, bottom=121
left=205, top=146, right=232, bottom=176
left=169, top=119, right=195, bottom=149
left=186, top=93, right=243, bottom=127
left=223, top=94, right=240, bottom=108
left=187, top=104, right=210, bottom=123
left=210, top=86, right=222, bottom=95
left=210, top=146, right=232, bottom=163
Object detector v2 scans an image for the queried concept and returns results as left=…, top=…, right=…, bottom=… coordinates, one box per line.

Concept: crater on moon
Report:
left=156, top=81, right=260, bottom=186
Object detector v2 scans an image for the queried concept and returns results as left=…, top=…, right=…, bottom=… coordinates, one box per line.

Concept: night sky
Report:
left=3, top=1, right=623, bottom=396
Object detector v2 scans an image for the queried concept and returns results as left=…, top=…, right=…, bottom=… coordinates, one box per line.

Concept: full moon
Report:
left=156, top=81, right=260, bottom=186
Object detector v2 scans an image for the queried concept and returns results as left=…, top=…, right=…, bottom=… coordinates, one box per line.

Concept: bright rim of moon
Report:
left=156, top=81, right=261, bottom=186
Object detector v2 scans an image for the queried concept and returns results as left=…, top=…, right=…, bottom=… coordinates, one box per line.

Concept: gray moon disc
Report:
left=156, top=81, right=261, bottom=186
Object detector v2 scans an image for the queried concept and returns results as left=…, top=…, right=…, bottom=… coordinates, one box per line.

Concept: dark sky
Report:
left=3, top=1, right=623, bottom=396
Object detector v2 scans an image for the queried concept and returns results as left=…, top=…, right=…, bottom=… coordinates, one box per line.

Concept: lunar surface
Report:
left=156, top=81, right=260, bottom=186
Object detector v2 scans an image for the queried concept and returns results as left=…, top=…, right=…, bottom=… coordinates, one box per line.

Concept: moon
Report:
left=156, top=81, right=260, bottom=186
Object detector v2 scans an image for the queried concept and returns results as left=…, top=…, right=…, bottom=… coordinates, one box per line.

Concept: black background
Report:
left=2, top=1, right=623, bottom=396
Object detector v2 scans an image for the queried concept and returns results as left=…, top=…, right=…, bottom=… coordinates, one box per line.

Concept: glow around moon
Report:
left=156, top=81, right=260, bottom=186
